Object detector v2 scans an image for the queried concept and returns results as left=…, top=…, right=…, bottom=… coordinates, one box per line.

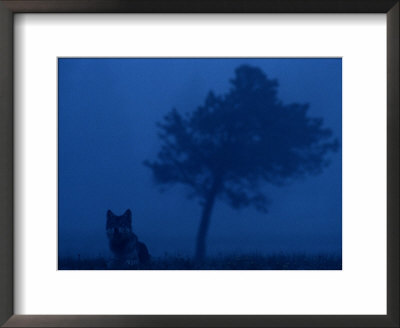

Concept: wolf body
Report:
left=106, top=209, right=150, bottom=265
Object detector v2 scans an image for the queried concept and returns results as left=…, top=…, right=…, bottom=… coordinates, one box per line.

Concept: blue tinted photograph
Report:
left=58, top=58, right=342, bottom=270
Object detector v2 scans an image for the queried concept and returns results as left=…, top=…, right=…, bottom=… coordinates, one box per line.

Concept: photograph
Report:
left=57, top=58, right=342, bottom=270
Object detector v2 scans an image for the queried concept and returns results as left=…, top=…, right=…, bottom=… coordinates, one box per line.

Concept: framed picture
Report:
left=57, top=57, right=343, bottom=272
left=0, top=1, right=398, bottom=327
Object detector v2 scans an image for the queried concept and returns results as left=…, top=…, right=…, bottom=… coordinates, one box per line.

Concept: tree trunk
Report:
left=195, top=178, right=220, bottom=262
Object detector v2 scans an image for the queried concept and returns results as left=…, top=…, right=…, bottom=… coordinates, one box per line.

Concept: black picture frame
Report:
left=0, top=1, right=398, bottom=327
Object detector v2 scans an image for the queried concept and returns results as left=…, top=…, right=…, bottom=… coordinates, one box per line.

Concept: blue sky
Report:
left=58, top=58, right=342, bottom=258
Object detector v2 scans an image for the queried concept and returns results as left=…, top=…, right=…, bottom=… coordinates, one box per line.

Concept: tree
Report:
left=144, top=65, right=338, bottom=261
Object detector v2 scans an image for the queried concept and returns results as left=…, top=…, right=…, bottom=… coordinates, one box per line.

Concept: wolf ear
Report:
left=107, top=210, right=114, bottom=217
left=124, top=209, right=132, bottom=218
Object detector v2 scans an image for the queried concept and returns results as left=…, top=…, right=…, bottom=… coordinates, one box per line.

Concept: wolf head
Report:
left=106, top=209, right=132, bottom=236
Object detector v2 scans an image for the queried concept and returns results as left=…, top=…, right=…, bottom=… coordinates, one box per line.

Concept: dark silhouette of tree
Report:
left=144, top=65, right=338, bottom=261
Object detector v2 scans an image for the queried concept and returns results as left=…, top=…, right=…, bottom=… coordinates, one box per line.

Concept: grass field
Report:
left=58, top=253, right=341, bottom=270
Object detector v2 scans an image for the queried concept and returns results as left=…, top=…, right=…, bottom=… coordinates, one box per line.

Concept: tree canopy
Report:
left=145, top=65, right=337, bottom=209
